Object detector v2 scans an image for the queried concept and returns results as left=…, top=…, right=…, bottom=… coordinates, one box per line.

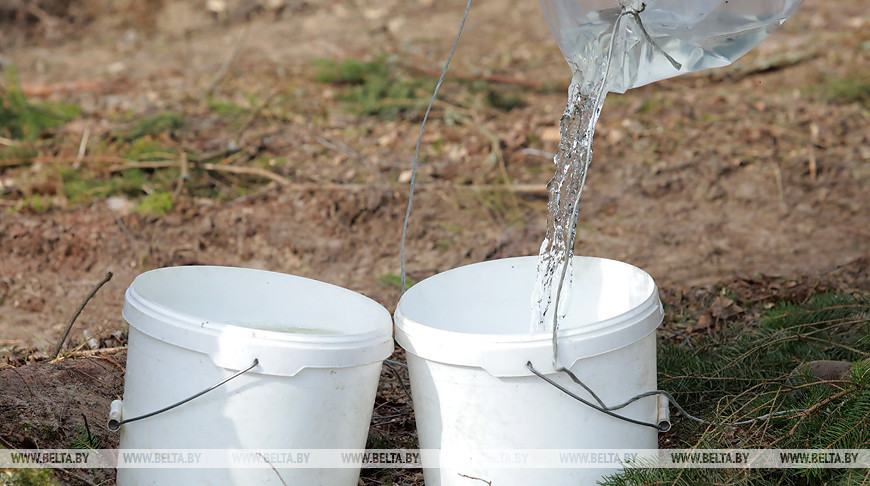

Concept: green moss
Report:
left=636, top=94, right=663, bottom=115
left=123, top=112, right=185, bottom=141
left=377, top=273, right=415, bottom=291
left=0, top=468, right=62, bottom=486
left=207, top=97, right=249, bottom=117
left=603, top=94, right=633, bottom=108
left=440, top=223, right=462, bottom=234
left=126, top=138, right=174, bottom=161
left=821, top=75, right=870, bottom=107
left=135, top=192, right=173, bottom=216
left=61, top=167, right=149, bottom=204
left=0, top=145, right=38, bottom=161
left=313, top=58, right=388, bottom=85
left=21, top=194, right=52, bottom=213
left=435, top=239, right=452, bottom=252
left=313, top=57, right=429, bottom=119
left=485, top=88, right=525, bottom=111
left=366, top=432, right=417, bottom=449
left=461, top=188, right=525, bottom=226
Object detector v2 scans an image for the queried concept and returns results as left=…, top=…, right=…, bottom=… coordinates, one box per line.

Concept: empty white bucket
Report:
left=116, top=266, right=393, bottom=485
left=395, top=256, right=664, bottom=485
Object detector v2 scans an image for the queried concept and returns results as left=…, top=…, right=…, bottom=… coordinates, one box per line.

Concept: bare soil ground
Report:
left=0, top=0, right=868, bottom=484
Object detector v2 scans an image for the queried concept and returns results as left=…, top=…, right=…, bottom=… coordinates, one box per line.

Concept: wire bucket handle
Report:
left=107, top=359, right=259, bottom=431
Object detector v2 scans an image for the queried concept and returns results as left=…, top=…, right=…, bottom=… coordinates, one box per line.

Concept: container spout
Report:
left=656, top=394, right=671, bottom=432
left=108, top=399, right=123, bottom=431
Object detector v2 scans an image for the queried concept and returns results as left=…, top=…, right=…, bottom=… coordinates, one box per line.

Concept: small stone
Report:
left=83, top=330, right=99, bottom=350
left=107, top=62, right=127, bottom=75
left=787, top=359, right=869, bottom=400
left=106, top=196, right=134, bottom=214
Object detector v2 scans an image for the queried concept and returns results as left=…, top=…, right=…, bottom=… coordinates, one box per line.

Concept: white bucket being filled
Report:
left=115, top=266, right=393, bottom=485
left=395, top=256, right=665, bottom=486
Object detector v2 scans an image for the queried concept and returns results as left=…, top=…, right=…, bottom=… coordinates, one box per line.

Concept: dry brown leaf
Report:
left=711, top=295, right=744, bottom=319
left=695, top=313, right=714, bottom=331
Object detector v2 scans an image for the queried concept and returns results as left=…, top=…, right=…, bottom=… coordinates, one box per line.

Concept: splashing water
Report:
left=530, top=82, right=608, bottom=335
left=531, top=2, right=641, bottom=338
left=530, top=12, right=626, bottom=338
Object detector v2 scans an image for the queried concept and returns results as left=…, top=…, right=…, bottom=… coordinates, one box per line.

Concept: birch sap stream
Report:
left=531, top=0, right=803, bottom=339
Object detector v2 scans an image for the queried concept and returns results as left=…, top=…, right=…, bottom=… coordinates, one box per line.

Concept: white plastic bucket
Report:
left=116, top=265, right=393, bottom=485
left=394, top=256, right=664, bottom=485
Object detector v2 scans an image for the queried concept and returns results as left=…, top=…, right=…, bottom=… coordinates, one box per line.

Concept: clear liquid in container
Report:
left=540, top=0, right=804, bottom=93
left=530, top=0, right=803, bottom=337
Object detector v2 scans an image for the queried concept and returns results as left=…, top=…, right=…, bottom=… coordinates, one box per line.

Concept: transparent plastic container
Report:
left=540, top=0, right=804, bottom=93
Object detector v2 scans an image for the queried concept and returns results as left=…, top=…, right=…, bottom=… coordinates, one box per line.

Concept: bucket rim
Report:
left=393, top=256, right=663, bottom=377
left=123, top=265, right=394, bottom=376
left=127, top=265, right=392, bottom=344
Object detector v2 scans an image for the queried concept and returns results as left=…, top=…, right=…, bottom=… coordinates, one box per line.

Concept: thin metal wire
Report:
left=528, top=362, right=806, bottom=430
left=527, top=362, right=664, bottom=430
left=400, top=0, right=473, bottom=294
left=625, top=5, right=682, bottom=70
left=109, top=359, right=259, bottom=431
left=385, top=358, right=408, bottom=369
left=383, top=360, right=414, bottom=404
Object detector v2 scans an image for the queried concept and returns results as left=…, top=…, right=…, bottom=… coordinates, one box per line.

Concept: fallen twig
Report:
left=215, top=175, right=548, bottom=195
left=20, top=79, right=105, bottom=98
left=808, top=123, right=819, bottom=183
left=73, top=128, right=91, bottom=169
left=21, top=1, right=58, bottom=27
left=52, top=272, right=113, bottom=359
left=173, top=151, right=190, bottom=200
left=10, top=367, right=35, bottom=398
left=107, top=160, right=181, bottom=173
left=94, top=355, right=125, bottom=372
left=57, top=346, right=127, bottom=359
left=0, top=158, right=33, bottom=169
left=205, top=25, right=251, bottom=95
left=315, top=136, right=364, bottom=163
left=186, top=147, right=237, bottom=163
left=801, top=335, right=869, bottom=357
left=0, top=435, right=15, bottom=448
left=0, top=136, right=17, bottom=147
left=0, top=155, right=131, bottom=169
left=238, top=89, right=281, bottom=136
left=772, top=161, right=786, bottom=212
left=203, top=162, right=293, bottom=187
left=297, top=181, right=545, bottom=194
